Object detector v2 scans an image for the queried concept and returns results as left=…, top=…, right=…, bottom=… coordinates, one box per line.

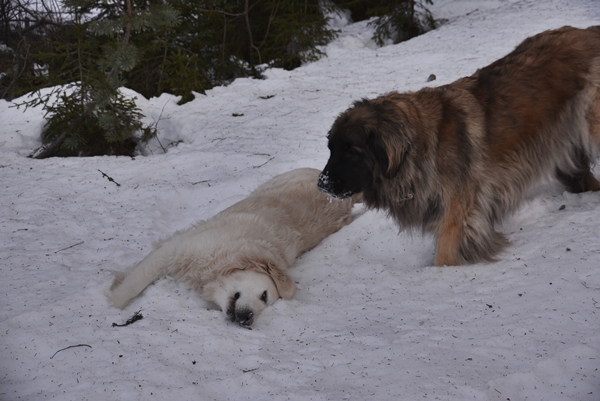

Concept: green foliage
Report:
left=30, top=84, right=142, bottom=157
left=5, top=0, right=440, bottom=157
left=161, top=48, right=211, bottom=105
left=262, top=0, right=337, bottom=69
left=22, top=0, right=180, bottom=158
left=332, top=0, right=437, bottom=45
left=125, top=0, right=338, bottom=103
left=4, top=1, right=438, bottom=107
left=370, top=0, right=436, bottom=45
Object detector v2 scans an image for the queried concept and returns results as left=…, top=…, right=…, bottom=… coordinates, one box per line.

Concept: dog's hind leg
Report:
left=561, top=58, right=600, bottom=193
left=555, top=149, right=600, bottom=193
left=556, top=81, right=600, bottom=193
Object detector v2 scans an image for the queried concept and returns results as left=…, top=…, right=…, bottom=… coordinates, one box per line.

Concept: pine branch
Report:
left=29, top=130, right=69, bottom=159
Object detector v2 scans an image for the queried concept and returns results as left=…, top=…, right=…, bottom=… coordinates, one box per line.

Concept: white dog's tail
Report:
left=109, top=245, right=172, bottom=309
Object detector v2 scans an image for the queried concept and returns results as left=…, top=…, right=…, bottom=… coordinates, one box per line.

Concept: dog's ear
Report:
left=368, top=100, right=412, bottom=179
left=246, top=258, right=297, bottom=300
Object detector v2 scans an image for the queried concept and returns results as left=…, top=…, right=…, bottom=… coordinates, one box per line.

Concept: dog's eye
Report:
left=260, top=291, right=268, bottom=303
left=342, top=143, right=360, bottom=155
left=234, top=292, right=240, bottom=300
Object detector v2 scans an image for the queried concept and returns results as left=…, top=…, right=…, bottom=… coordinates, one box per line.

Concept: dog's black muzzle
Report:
left=318, top=171, right=356, bottom=200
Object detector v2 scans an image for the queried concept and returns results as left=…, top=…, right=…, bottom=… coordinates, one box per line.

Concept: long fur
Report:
left=318, top=26, right=600, bottom=266
left=110, top=168, right=358, bottom=324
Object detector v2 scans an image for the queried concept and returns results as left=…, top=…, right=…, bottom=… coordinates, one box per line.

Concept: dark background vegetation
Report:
left=0, top=0, right=438, bottom=157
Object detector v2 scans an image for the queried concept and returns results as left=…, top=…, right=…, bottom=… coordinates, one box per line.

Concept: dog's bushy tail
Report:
left=109, top=245, right=172, bottom=309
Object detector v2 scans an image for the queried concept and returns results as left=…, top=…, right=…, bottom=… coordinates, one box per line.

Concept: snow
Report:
left=1, top=0, right=599, bottom=400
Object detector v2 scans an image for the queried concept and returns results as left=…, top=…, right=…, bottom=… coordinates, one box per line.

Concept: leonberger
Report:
left=110, top=168, right=358, bottom=327
left=318, top=26, right=600, bottom=266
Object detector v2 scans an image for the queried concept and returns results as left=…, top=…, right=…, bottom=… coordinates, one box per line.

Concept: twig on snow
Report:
left=253, top=157, right=274, bottom=169
left=98, top=169, right=121, bottom=186
left=54, top=241, right=84, bottom=254
left=112, top=310, right=144, bottom=327
left=50, top=344, right=92, bottom=359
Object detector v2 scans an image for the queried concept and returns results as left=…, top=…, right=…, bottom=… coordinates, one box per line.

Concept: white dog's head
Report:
left=202, top=260, right=297, bottom=327
left=205, top=270, right=278, bottom=326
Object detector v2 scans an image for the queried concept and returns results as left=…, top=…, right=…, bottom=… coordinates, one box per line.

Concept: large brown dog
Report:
left=318, top=26, right=600, bottom=266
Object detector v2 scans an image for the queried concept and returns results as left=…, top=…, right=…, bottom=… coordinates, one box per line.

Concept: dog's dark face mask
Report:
left=318, top=99, right=411, bottom=199
left=318, top=133, right=374, bottom=199
left=318, top=104, right=382, bottom=199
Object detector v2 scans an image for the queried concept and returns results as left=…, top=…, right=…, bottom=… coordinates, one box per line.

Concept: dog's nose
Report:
left=317, top=172, right=331, bottom=192
left=236, top=310, right=254, bottom=327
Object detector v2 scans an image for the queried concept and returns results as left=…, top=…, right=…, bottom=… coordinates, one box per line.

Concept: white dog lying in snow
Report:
left=109, top=168, right=359, bottom=326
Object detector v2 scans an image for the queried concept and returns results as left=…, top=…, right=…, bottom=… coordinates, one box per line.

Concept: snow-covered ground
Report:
left=1, top=1, right=599, bottom=400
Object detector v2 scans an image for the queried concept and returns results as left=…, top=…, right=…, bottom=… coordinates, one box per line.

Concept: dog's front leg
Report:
left=434, top=193, right=508, bottom=266
left=434, top=210, right=463, bottom=267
